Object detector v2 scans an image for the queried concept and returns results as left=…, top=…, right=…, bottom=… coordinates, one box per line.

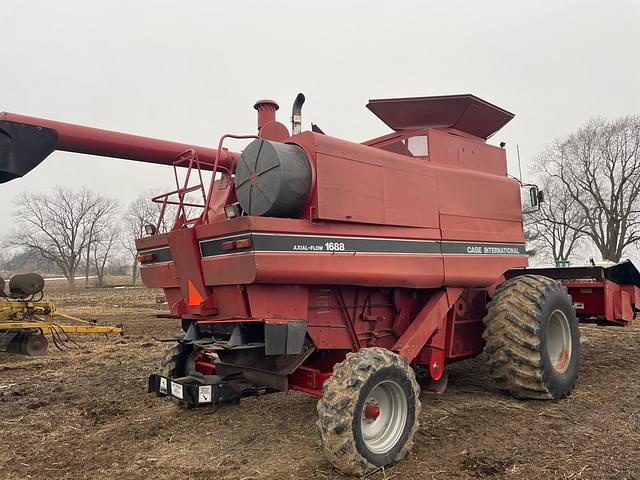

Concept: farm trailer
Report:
left=1, top=94, right=638, bottom=475
left=509, top=261, right=640, bottom=326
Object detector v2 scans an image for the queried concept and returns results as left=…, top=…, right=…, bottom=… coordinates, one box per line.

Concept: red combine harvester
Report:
left=1, top=94, right=638, bottom=475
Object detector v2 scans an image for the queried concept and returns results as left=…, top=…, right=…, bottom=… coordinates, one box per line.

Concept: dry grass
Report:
left=1, top=282, right=640, bottom=479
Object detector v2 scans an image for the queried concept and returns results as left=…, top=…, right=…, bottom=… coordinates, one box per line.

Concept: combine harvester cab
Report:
left=3, top=93, right=629, bottom=475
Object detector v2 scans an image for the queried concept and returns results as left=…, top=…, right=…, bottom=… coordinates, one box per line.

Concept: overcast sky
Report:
left=2, top=0, right=639, bottom=235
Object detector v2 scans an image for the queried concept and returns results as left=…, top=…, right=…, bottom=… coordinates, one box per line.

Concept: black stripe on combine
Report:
left=199, top=233, right=526, bottom=257
left=441, top=242, right=527, bottom=255
left=252, top=234, right=441, bottom=254
left=200, top=234, right=253, bottom=257
left=137, top=247, right=173, bottom=263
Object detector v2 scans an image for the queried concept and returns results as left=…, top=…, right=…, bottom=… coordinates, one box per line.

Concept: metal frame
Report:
left=0, top=299, right=122, bottom=354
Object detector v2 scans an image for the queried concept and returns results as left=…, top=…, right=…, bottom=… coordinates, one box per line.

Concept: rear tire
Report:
left=317, top=347, right=420, bottom=476
left=482, top=274, right=580, bottom=400
left=160, top=343, right=195, bottom=378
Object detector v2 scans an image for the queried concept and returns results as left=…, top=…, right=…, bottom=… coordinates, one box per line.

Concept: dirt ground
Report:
left=1, top=281, right=640, bottom=480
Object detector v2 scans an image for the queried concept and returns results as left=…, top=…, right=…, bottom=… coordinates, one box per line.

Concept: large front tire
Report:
left=482, top=274, right=580, bottom=400
left=317, top=347, right=421, bottom=476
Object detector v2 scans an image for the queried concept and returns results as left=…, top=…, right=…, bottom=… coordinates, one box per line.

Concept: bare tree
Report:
left=525, top=177, right=587, bottom=264
left=92, top=225, right=119, bottom=287
left=0, top=248, right=8, bottom=273
left=540, top=116, right=640, bottom=262
left=9, top=187, right=117, bottom=287
left=523, top=227, right=540, bottom=260
left=83, top=197, right=119, bottom=287
left=106, top=255, right=130, bottom=276
left=121, top=196, right=150, bottom=285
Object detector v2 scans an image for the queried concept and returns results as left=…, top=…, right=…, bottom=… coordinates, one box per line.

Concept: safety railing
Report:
left=152, top=134, right=259, bottom=231
left=151, top=149, right=212, bottom=232
left=199, top=134, right=259, bottom=223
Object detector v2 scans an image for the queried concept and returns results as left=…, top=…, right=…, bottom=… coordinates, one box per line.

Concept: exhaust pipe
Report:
left=291, top=93, right=305, bottom=135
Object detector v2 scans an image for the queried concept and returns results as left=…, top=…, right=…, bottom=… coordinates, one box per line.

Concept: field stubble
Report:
left=1, top=280, right=639, bottom=479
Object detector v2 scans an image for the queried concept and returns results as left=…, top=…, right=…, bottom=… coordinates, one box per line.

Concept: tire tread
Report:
left=482, top=275, right=578, bottom=400
left=317, top=347, right=421, bottom=476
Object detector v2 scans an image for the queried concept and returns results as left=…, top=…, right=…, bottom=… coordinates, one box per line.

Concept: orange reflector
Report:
left=136, top=253, right=154, bottom=263
left=235, top=238, right=252, bottom=249
left=187, top=279, right=204, bottom=306
left=222, top=238, right=252, bottom=251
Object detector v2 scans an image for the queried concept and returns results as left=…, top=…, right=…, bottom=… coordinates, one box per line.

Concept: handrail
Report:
left=200, top=134, right=259, bottom=224
left=151, top=134, right=258, bottom=231
left=151, top=149, right=209, bottom=231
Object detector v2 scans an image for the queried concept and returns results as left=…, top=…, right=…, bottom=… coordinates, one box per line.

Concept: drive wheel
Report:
left=160, top=343, right=196, bottom=378
left=317, top=347, right=420, bottom=476
left=483, top=274, right=580, bottom=400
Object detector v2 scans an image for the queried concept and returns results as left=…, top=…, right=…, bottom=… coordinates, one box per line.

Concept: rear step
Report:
left=148, top=372, right=267, bottom=407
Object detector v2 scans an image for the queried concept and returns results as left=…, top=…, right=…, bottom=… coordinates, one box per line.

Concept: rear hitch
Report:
left=148, top=372, right=266, bottom=407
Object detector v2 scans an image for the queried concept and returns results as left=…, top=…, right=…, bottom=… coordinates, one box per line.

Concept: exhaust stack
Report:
left=291, top=93, right=305, bottom=135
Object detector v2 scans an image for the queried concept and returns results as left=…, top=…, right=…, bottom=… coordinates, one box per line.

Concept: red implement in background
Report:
left=508, top=261, right=640, bottom=326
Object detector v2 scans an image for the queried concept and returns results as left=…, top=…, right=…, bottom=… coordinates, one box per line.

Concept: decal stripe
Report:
left=199, top=233, right=526, bottom=258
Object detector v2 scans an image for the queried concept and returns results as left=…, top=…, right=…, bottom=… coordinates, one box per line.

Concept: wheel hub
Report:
left=363, top=402, right=381, bottom=420
left=547, top=309, right=572, bottom=374
left=360, top=379, right=408, bottom=454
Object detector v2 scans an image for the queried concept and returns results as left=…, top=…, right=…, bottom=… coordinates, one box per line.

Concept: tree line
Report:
left=2, top=188, right=179, bottom=287
left=527, top=115, right=640, bottom=265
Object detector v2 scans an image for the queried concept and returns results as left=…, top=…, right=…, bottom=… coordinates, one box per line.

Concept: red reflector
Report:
left=136, top=253, right=154, bottom=263
left=222, top=240, right=236, bottom=251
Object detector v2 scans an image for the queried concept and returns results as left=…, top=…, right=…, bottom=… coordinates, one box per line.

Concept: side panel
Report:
left=436, top=167, right=523, bottom=224
left=246, top=285, right=309, bottom=319
left=201, top=252, right=444, bottom=288
left=443, top=255, right=528, bottom=287
left=139, top=261, right=179, bottom=289
left=201, top=254, right=257, bottom=285
left=435, top=160, right=527, bottom=284
left=210, top=285, right=250, bottom=317
left=439, top=216, right=525, bottom=243
left=253, top=253, right=444, bottom=288
left=428, top=128, right=507, bottom=175
left=444, top=288, right=486, bottom=360
left=312, top=134, right=440, bottom=228
left=383, top=167, right=439, bottom=228
left=306, top=286, right=401, bottom=351
left=315, top=152, right=385, bottom=224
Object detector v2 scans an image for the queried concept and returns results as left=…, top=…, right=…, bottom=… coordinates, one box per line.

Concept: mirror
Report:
left=521, top=184, right=541, bottom=213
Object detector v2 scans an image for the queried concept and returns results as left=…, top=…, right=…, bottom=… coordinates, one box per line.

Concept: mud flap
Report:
left=264, top=320, right=307, bottom=355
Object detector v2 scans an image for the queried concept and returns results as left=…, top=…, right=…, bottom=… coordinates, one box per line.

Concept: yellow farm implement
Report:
left=0, top=274, right=123, bottom=356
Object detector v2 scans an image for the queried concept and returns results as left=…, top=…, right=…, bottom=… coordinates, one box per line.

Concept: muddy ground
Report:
left=1, top=281, right=640, bottom=480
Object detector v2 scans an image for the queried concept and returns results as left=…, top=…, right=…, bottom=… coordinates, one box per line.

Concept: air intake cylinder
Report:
left=235, top=139, right=311, bottom=218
